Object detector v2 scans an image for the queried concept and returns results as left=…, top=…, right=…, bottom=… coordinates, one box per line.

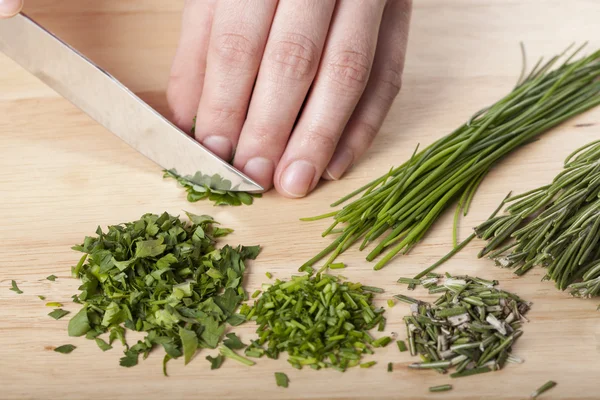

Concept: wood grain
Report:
left=1, top=1, right=599, bottom=399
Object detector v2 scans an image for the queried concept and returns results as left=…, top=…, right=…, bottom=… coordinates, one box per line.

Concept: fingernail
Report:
left=0, top=0, right=23, bottom=17
left=243, top=157, right=274, bottom=189
left=280, top=160, right=316, bottom=198
left=202, top=135, right=232, bottom=160
left=324, top=149, right=354, bottom=180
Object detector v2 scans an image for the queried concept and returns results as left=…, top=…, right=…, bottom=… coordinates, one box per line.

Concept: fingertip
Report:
left=324, top=148, right=354, bottom=181
left=276, top=159, right=316, bottom=199
left=241, top=156, right=275, bottom=191
left=0, top=0, right=23, bottom=17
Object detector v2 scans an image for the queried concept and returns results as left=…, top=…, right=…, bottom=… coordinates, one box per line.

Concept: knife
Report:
left=0, top=13, right=263, bottom=193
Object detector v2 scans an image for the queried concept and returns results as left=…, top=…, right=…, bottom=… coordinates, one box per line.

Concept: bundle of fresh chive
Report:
left=301, top=44, right=600, bottom=272
left=396, top=274, right=530, bottom=378
left=239, top=274, right=390, bottom=371
left=475, top=140, right=600, bottom=306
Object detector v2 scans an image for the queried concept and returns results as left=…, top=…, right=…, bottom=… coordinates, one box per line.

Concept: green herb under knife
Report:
left=301, top=44, right=600, bottom=271
left=164, top=169, right=261, bottom=206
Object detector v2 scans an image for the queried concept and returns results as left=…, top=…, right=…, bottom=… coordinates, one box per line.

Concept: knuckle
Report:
left=302, top=124, right=338, bottom=154
left=213, top=30, right=260, bottom=68
left=355, top=120, right=379, bottom=144
left=326, top=49, right=372, bottom=93
left=376, top=61, right=404, bottom=102
left=248, top=120, right=286, bottom=147
left=266, top=33, right=320, bottom=81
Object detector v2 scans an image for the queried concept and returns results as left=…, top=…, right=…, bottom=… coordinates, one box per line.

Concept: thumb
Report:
left=0, top=0, right=23, bottom=18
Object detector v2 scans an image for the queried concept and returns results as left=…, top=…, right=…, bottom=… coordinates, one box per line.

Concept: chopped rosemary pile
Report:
left=301, top=45, right=600, bottom=271
left=239, top=274, right=387, bottom=371
left=65, top=212, right=260, bottom=373
left=396, top=274, right=530, bottom=378
left=164, top=169, right=261, bottom=206
left=475, top=140, right=600, bottom=307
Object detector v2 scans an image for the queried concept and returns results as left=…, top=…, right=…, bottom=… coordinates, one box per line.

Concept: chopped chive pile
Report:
left=63, top=212, right=259, bottom=373
left=239, top=273, right=387, bottom=372
left=300, top=45, right=600, bottom=271
left=475, top=140, right=600, bottom=308
left=398, top=274, right=531, bottom=378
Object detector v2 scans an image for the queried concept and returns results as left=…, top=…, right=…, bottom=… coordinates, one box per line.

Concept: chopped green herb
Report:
left=251, top=290, right=261, bottom=299
left=54, top=344, right=76, bottom=354
left=223, top=333, right=246, bottom=350
left=329, top=263, right=346, bottom=270
left=241, top=273, right=386, bottom=371
left=48, top=309, right=70, bottom=320
left=387, top=362, right=393, bottom=372
left=265, top=272, right=273, bottom=279
left=361, top=286, right=384, bottom=293
left=301, top=45, right=600, bottom=271
left=46, top=275, right=57, bottom=281
left=530, top=380, right=557, bottom=399
left=9, top=280, right=22, bottom=294
left=429, top=384, right=452, bottom=392
left=274, top=372, right=289, bottom=388
left=219, top=345, right=255, bottom=366
left=63, top=212, right=260, bottom=372
left=396, top=340, right=407, bottom=352
left=360, top=361, right=377, bottom=368
left=399, top=275, right=530, bottom=378
left=163, top=169, right=261, bottom=206
left=45, top=302, right=63, bottom=307
left=95, top=338, right=113, bottom=352
left=38, top=295, right=46, bottom=300
left=387, top=299, right=395, bottom=308
left=206, top=354, right=224, bottom=370
left=372, top=336, right=392, bottom=348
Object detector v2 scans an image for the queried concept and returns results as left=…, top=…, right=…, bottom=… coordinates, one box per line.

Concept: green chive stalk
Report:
left=301, top=44, right=600, bottom=271
left=475, top=140, right=600, bottom=307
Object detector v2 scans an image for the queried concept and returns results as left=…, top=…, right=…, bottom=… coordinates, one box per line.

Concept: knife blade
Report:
left=0, top=13, right=263, bottom=193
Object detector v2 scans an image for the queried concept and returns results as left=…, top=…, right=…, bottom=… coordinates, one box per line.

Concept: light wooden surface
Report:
left=1, top=1, right=599, bottom=399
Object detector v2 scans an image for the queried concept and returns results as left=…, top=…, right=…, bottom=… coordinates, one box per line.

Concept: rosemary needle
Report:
left=530, top=380, right=557, bottom=399
left=301, top=44, right=600, bottom=271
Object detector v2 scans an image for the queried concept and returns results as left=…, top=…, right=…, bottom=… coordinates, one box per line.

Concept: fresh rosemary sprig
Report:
left=397, top=274, right=531, bottom=378
left=301, top=44, right=600, bottom=271
left=475, top=140, right=600, bottom=307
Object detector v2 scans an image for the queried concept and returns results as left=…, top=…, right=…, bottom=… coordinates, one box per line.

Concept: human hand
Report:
left=0, top=0, right=23, bottom=17
left=167, top=0, right=412, bottom=198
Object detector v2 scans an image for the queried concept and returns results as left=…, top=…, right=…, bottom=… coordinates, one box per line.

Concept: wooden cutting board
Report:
left=1, top=1, right=599, bottom=399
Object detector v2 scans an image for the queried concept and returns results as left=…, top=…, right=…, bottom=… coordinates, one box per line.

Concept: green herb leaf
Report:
left=119, top=351, right=139, bottom=367
left=206, top=354, right=225, bottom=370
left=46, top=275, right=57, bottom=281
left=95, top=338, right=113, bottom=352
left=38, top=295, right=46, bottom=300
left=48, top=309, right=70, bottom=320
left=9, top=280, right=22, bottom=294
left=223, top=333, right=246, bottom=350
left=45, top=302, right=63, bottom=308
left=179, top=327, right=198, bottom=365
left=274, top=372, right=289, bottom=388
left=68, top=307, right=90, bottom=337
left=54, top=344, right=76, bottom=354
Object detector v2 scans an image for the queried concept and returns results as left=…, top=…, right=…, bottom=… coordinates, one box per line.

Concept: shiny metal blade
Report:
left=0, top=13, right=263, bottom=193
